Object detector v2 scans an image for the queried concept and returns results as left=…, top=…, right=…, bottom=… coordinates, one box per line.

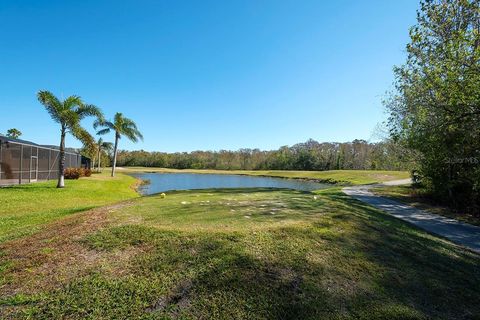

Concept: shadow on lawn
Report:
left=181, top=192, right=479, bottom=319
left=6, top=191, right=480, bottom=320
left=325, top=193, right=480, bottom=318
left=0, top=182, right=62, bottom=190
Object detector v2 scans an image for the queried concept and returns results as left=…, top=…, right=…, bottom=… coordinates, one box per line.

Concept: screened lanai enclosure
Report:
left=0, top=136, right=84, bottom=186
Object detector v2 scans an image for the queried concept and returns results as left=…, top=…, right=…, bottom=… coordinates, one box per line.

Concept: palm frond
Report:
left=96, top=112, right=143, bottom=144
left=114, top=112, right=124, bottom=127
left=122, top=118, right=138, bottom=129
left=93, top=118, right=104, bottom=129
left=37, top=90, right=63, bottom=124
left=97, top=128, right=111, bottom=135
left=63, top=110, right=81, bottom=130
left=77, top=104, right=103, bottom=120
left=125, top=127, right=143, bottom=142
left=101, top=141, right=114, bottom=151
left=123, top=131, right=138, bottom=142
left=63, top=95, right=83, bottom=111
left=135, top=129, right=144, bottom=141
left=70, top=125, right=95, bottom=149
left=112, top=113, right=143, bottom=142
left=83, top=143, right=97, bottom=156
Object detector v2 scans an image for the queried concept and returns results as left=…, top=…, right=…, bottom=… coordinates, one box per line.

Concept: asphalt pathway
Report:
left=343, top=179, right=480, bottom=253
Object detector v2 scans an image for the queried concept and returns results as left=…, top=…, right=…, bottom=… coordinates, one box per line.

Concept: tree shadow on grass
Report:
left=0, top=183, right=58, bottom=191
left=8, top=190, right=480, bottom=320
left=320, top=192, right=480, bottom=319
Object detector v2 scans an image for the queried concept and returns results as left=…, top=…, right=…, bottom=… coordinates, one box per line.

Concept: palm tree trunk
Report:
left=57, top=127, right=66, bottom=188
left=97, top=146, right=101, bottom=172
left=111, top=133, right=119, bottom=177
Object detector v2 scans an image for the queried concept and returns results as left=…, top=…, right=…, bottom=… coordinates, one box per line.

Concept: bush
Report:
left=64, top=168, right=81, bottom=180
left=64, top=168, right=92, bottom=179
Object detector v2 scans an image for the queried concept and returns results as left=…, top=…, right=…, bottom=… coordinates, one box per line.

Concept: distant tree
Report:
left=239, top=149, right=252, bottom=170
left=95, top=112, right=143, bottom=177
left=95, top=137, right=113, bottom=171
left=111, top=138, right=411, bottom=172
left=6, top=128, right=22, bottom=139
left=385, top=0, right=480, bottom=209
left=37, top=90, right=103, bottom=188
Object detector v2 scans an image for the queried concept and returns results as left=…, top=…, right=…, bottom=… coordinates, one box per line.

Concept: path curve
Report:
left=343, top=179, right=480, bottom=253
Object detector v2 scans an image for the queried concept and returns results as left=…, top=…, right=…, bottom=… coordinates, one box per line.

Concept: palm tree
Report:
left=37, top=90, right=103, bottom=188
left=95, top=137, right=113, bottom=172
left=6, top=128, right=22, bottom=139
left=94, top=112, right=143, bottom=177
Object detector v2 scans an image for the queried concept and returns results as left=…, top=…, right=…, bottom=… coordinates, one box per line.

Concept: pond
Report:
left=131, top=173, right=330, bottom=195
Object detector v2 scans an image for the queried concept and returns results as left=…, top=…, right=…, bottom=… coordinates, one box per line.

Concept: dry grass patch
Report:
left=0, top=200, right=138, bottom=297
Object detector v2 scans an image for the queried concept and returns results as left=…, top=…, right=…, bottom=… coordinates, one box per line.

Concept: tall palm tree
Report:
left=37, top=90, right=103, bottom=188
left=94, top=112, right=143, bottom=177
left=95, top=137, right=113, bottom=172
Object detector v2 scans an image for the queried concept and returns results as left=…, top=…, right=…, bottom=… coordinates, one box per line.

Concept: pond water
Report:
left=131, top=173, right=330, bottom=195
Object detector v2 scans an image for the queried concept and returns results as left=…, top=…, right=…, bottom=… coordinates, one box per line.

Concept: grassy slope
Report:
left=118, top=167, right=410, bottom=185
left=2, top=188, right=478, bottom=319
left=372, top=185, right=480, bottom=227
left=0, top=172, right=139, bottom=243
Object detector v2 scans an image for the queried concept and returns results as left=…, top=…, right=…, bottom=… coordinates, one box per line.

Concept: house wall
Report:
left=0, top=139, right=82, bottom=186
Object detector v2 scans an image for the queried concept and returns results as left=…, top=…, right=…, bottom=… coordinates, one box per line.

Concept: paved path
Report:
left=343, top=179, right=480, bottom=253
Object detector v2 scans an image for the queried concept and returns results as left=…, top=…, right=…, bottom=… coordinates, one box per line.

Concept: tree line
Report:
left=113, top=138, right=412, bottom=171
left=386, top=0, right=480, bottom=212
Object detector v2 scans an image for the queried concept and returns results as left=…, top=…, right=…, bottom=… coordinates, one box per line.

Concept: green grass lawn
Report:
left=118, top=167, right=410, bottom=185
left=1, top=187, right=478, bottom=319
left=0, top=172, right=139, bottom=243
left=372, top=185, right=480, bottom=227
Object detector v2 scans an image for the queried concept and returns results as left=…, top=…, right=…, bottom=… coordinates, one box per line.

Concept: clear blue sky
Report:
left=0, top=0, right=419, bottom=152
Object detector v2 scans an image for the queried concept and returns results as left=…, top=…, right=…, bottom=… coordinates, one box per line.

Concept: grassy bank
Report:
left=0, top=172, right=139, bottom=243
left=372, top=185, right=480, bottom=227
left=117, top=167, right=410, bottom=185
left=1, top=187, right=478, bottom=319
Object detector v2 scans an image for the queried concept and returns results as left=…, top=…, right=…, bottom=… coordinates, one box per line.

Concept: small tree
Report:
left=94, top=112, right=143, bottom=177
left=6, top=128, right=22, bottom=139
left=95, top=137, right=113, bottom=172
left=37, top=90, right=103, bottom=188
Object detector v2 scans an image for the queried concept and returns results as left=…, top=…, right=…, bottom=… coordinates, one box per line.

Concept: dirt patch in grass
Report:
left=146, top=278, right=193, bottom=316
left=0, top=200, right=138, bottom=297
left=263, top=265, right=302, bottom=294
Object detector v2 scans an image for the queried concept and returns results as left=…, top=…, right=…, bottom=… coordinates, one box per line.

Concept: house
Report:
left=0, top=135, right=89, bottom=185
